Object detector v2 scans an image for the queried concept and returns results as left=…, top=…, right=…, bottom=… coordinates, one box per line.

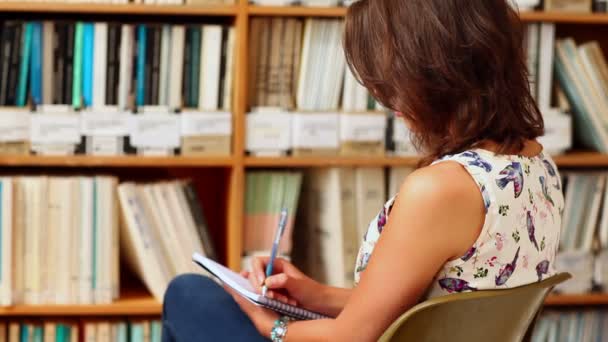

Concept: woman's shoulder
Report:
left=399, top=161, right=484, bottom=214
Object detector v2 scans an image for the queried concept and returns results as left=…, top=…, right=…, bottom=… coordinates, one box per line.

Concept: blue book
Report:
left=130, top=323, right=144, bottom=342
left=82, top=23, right=95, bottom=107
left=190, top=27, right=201, bottom=108
left=20, top=324, right=29, bottom=342
left=136, top=25, right=147, bottom=107
left=16, top=23, right=33, bottom=107
left=29, top=22, right=42, bottom=105
left=64, top=326, right=71, bottom=342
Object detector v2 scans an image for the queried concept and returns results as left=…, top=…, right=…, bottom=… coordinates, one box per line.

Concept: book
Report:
left=193, top=253, right=330, bottom=320
left=16, top=23, right=32, bottom=107
left=29, top=22, right=43, bottom=106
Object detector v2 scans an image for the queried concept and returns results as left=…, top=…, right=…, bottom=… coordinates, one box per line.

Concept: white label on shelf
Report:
left=0, top=111, right=29, bottom=142
left=246, top=112, right=291, bottom=152
left=291, top=112, right=339, bottom=149
left=339, top=113, right=387, bottom=142
left=81, top=109, right=131, bottom=136
left=30, top=114, right=81, bottom=144
left=129, top=114, right=180, bottom=149
left=181, top=111, right=232, bottom=137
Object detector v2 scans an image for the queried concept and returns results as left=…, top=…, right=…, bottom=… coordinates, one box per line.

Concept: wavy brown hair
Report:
left=344, top=0, right=544, bottom=165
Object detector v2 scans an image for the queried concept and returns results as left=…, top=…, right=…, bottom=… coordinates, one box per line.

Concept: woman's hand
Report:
left=225, top=284, right=278, bottom=337
left=244, top=257, right=327, bottom=312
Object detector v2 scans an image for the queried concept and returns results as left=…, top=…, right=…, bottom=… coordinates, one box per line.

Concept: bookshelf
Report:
left=1, top=1, right=608, bottom=319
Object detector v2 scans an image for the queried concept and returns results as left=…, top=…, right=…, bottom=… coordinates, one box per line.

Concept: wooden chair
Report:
left=378, top=273, right=571, bottom=342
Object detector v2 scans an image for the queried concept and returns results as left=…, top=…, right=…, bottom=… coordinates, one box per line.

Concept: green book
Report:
left=16, top=22, right=32, bottom=107
left=33, top=326, right=43, bottom=342
left=190, top=26, right=201, bottom=108
left=117, top=323, right=128, bottom=342
left=72, top=22, right=84, bottom=108
left=151, top=321, right=162, bottom=342
left=55, top=324, right=65, bottom=342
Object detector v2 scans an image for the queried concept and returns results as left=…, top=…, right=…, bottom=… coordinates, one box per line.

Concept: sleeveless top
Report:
left=353, top=149, right=564, bottom=298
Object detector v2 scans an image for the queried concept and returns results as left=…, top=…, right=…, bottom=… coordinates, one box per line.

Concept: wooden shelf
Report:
left=552, top=152, right=608, bottom=167
left=243, top=152, right=608, bottom=168
left=544, top=294, right=608, bottom=306
left=520, top=11, right=608, bottom=24
left=0, top=293, right=604, bottom=316
left=0, top=292, right=161, bottom=317
left=248, top=5, right=347, bottom=17
left=0, top=2, right=238, bottom=16
left=0, top=155, right=234, bottom=168
left=245, top=156, right=419, bottom=168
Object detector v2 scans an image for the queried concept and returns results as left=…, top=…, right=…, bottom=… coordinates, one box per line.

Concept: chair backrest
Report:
left=378, top=273, right=571, bottom=342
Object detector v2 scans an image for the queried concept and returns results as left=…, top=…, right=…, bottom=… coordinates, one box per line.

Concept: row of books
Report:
left=0, top=176, right=214, bottom=306
left=297, top=167, right=414, bottom=287
left=118, top=180, right=215, bottom=302
left=0, top=21, right=235, bottom=111
left=0, top=320, right=162, bottom=342
left=241, top=167, right=411, bottom=286
left=245, top=109, right=572, bottom=157
left=532, top=310, right=608, bottom=342
left=0, top=105, right=232, bottom=157
left=249, top=17, right=379, bottom=112
left=554, top=37, right=608, bottom=152
left=0, top=176, right=119, bottom=306
left=244, top=171, right=303, bottom=256
left=555, top=173, right=608, bottom=294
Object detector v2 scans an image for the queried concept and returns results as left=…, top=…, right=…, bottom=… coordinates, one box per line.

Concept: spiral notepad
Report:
left=192, top=253, right=330, bottom=321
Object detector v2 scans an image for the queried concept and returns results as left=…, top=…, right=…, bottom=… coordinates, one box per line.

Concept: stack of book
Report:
left=294, top=167, right=413, bottom=287
left=0, top=319, right=162, bottom=342
left=554, top=38, right=608, bottom=152
left=243, top=171, right=303, bottom=264
left=118, top=180, right=215, bottom=302
left=0, top=20, right=235, bottom=156
left=0, top=176, right=119, bottom=306
left=532, top=310, right=608, bottom=341
left=554, top=172, right=608, bottom=294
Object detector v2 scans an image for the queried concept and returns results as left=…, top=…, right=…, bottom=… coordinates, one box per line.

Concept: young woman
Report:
left=162, top=0, right=564, bottom=341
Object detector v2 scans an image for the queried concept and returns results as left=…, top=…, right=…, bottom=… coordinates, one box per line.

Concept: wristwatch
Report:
left=270, top=316, right=290, bottom=342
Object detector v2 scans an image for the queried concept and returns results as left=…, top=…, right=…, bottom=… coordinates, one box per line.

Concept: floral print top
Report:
left=354, top=149, right=564, bottom=298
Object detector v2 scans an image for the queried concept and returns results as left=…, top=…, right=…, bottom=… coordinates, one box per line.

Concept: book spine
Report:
left=144, top=26, right=154, bottom=105
left=117, top=24, right=132, bottom=111
left=42, top=21, right=54, bottom=105
left=217, top=26, right=228, bottom=110
left=16, top=22, right=32, bottom=107
left=29, top=22, right=43, bottom=106
left=106, top=24, right=119, bottom=106
left=92, top=22, right=107, bottom=107
left=158, top=25, right=171, bottom=107
left=183, top=182, right=216, bottom=261
left=190, top=26, right=201, bottom=108
left=182, top=27, right=192, bottom=108
left=52, top=23, right=65, bottom=105
left=64, top=23, right=75, bottom=106
left=72, top=22, right=84, bottom=109
left=150, top=26, right=161, bottom=105
left=82, top=23, right=95, bottom=108
left=136, top=25, right=147, bottom=107
left=6, top=23, right=22, bottom=106
left=0, top=23, right=13, bottom=105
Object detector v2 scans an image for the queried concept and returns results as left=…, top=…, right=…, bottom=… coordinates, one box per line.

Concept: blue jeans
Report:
left=162, top=274, right=270, bottom=342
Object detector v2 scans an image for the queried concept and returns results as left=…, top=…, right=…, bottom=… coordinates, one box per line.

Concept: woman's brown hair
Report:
left=344, top=0, right=544, bottom=165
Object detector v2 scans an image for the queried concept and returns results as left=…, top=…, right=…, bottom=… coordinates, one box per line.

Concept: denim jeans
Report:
left=162, top=274, right=270, bottom=342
